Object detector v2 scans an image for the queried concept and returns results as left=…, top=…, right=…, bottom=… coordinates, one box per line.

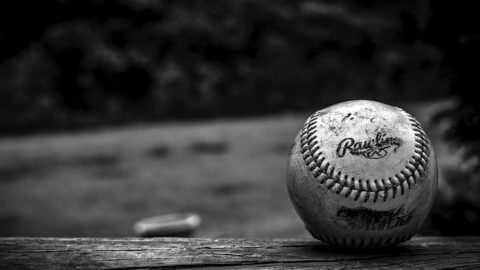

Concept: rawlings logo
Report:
left=336, top=132, right=401, bottom=159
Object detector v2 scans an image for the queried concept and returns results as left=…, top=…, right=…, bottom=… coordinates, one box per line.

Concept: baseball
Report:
left=287, top=100, right=437, bottom=248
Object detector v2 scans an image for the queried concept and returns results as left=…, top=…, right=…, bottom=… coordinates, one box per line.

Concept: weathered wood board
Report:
left=1, top=237, right=479, bottom=269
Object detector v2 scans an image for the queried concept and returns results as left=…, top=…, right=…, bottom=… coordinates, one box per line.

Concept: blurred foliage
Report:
left=424, top=0, right=480, bottom=235
left=0, top=0, right=449, bottom=134
left=426, top=0, right=480, bottom=172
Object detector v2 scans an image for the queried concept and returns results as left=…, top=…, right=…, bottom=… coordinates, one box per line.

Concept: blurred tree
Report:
left=422, top=0, right=480, bottom=236
left=425, top=0, right=480, bottom=171
left=0, top=0, right=448, bottom=134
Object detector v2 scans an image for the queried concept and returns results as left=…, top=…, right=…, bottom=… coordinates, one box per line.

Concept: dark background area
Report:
left=0, top=0, right=450, bottom=132
left=0, top=0, right=478, bottom=237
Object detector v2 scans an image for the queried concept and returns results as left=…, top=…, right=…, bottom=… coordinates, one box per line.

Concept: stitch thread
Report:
left=307, top=226, right=416, bottom=248
left=300, top=110, right=430, bottom=202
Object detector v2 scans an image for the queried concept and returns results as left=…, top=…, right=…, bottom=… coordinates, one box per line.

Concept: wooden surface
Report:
left=1, top=237, right=479, bottom=269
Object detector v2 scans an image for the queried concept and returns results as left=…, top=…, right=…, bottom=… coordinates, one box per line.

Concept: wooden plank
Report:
left=1, top=237, right=479, bottom=269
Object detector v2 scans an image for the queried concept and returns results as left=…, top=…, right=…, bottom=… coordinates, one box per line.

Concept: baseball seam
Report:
left=300, top=110, right=430, bottom=203
left=307, top=227, right=416, bottom=248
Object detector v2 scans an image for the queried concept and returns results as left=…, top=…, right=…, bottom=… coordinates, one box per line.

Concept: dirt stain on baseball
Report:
left=336, top=206, right=414, bottom=231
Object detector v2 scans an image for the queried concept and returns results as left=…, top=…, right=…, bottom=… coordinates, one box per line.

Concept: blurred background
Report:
left=0, top=0, right=478, bottom=238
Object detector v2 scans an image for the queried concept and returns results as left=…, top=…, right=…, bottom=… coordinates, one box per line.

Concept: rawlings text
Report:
left=336, top=132, right=401, bottom=159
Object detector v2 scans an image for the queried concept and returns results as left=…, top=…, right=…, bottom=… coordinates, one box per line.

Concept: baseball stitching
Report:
left=307, top=227, right=416, bottom=248
left=300, top=110, right=430, bottom=203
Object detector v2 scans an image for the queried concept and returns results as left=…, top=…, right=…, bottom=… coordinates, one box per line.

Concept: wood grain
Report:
left=1, top=237, right=479, bottom=269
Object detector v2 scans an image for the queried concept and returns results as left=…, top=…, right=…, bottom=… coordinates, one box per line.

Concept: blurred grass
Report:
left=0, top=100, right=464, bottom=237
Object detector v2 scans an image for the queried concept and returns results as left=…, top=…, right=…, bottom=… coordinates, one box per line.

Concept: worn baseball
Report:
left=287, top=100, right=437, bottom=248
